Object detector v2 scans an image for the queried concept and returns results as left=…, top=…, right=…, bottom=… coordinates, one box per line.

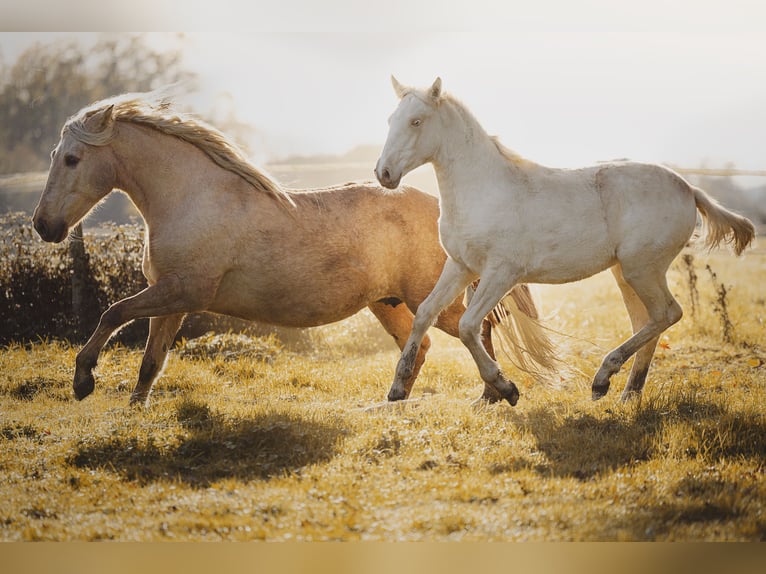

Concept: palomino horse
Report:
left=32, top=94, right=553, bottom=406
left=376, top=76, right=755, bottom=405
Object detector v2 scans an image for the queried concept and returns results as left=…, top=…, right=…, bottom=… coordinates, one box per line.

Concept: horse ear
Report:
left=429, top=77, right=442, bottom=101
left=88, top=104, right=115, bottom=132
left=391, top=75, right=407, bottom=99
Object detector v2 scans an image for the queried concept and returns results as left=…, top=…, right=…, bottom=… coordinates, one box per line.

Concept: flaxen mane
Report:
left=64, top=94, right=295, bottom=208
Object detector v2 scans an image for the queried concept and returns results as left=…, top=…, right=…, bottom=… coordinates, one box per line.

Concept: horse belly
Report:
left=518, top=213, right=615, bottom=282
left=524, top=247, right=615, bottom=283
left=208, top=266, right=378, bottom=328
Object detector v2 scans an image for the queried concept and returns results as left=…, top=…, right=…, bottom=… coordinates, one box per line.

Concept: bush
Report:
left=0, top=213, right=148, bottom=346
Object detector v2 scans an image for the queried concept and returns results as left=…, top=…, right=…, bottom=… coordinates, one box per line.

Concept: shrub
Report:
left=0, top=213, right=147, bottom=346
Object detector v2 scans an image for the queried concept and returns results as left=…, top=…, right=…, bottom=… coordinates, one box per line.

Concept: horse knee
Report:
left=411, top=312, right=434, bottom=339
left=458, top=315, right=481, bottom=346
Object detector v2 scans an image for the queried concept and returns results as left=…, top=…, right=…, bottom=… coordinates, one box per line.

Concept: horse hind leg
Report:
left=592, top=264, right=682, bottom=401
left=610, top=265, right=660, bottom=401
left=369, top=300, right=431, bottom=400
left=130, top=313, right=185, bottom=407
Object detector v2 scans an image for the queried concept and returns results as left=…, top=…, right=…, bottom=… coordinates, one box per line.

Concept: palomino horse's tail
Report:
left=485, top=284, right=559, bottom=379
left=692, top=186, right=755, bottom=256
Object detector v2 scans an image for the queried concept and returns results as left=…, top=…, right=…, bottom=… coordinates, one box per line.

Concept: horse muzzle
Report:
left=33, top=215, right=69, bottom=243
left=375, top=159, right=401, bottom=190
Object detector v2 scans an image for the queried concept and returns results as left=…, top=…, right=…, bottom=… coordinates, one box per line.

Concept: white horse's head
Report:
left=375, top=76, right=444, bottom=189
left=33, top=104, right=118, bottom=243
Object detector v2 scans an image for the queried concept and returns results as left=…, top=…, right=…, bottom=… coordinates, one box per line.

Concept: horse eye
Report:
left=411, top=118, right=422, bottom=127
left=64, top=154, right=80, bottom=168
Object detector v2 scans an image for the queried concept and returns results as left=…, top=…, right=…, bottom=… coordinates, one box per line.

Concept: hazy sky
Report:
left=3, top=1, right=765, bottom=175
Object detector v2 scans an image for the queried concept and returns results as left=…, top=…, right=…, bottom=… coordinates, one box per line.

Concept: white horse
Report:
left=375, top=76, right=755, bottom=405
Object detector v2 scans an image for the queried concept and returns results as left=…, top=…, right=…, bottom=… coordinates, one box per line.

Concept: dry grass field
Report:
left=0, top=246, right=764, bottom=542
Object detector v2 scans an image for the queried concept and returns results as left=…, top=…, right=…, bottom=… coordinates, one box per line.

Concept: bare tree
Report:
left=0, top=34, right=196, bottom=174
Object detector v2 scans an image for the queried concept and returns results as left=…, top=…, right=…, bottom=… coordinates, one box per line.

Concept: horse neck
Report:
left=431, top=104, right=517, bottom=202
left=110, top=122, right=221, bottom=224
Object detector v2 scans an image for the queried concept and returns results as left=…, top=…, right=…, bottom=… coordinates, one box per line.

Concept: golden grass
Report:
left=0, top=247, right=764, bottom=541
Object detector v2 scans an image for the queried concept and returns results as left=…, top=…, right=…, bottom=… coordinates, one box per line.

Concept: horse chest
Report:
left=438, top=219, right=489, bottom=271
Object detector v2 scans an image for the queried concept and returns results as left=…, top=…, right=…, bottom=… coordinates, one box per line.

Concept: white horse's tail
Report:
left=485, top=284, right=559, bottom=379
left=692, top=186, right=755, bottom=256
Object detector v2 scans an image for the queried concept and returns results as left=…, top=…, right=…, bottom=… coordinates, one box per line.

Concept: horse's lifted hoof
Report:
left=591, top=383, right=609, bottom=401
left=489, top=373, right=520, bottom=406
left=73, top=372, right=95, bottom=401
left=480, top=383, right=504, bottom=404
left=503, top=384, right=520, bottom=407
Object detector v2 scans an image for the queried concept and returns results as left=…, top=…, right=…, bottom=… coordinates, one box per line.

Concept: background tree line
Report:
left=0, top=34, right=195, bottom=175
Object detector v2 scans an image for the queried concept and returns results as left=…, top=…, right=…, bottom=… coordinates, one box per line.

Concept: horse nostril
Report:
left=382, top=168, right=391, bottom=183
left=33, top=217, right=48, bottom=239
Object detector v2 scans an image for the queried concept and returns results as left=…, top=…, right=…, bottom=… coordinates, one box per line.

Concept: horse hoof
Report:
left=591, top=384, right=609, bottom=401
left=489, top=373, right=520, bottom=406
left=128, top=393, right=148, bottom=408
left=480, top=383, right=504, bottom=404
left=591, top=370, right=612, bottom=400
left=504, top=384, right=520, bottom=407
left=73, top=373, right=95, bottom=401
left=387, top=387, right=407, bottom=402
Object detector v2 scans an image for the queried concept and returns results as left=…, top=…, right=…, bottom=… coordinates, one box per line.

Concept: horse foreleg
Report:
left=592, top=267, right=682, bottom=400
left=369, top=300, right=431, bottom=399
left=73, top=275, right=191, bottom=401
left=129, top=313, right=186, bottom=407
left=388, top=258, right=474, bottom=401
left=458, top=272, right=521, bottom=406
left=432, top=293, right=503, bottom=403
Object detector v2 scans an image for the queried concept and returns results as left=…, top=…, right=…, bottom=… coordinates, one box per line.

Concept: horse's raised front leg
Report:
left=129, top=313, right=186, bottom=407
left=74, top=275, right=196, bottom=401
left=388, top=258, right=474, bottom=401
left=458, top=271, right=521, bottom=406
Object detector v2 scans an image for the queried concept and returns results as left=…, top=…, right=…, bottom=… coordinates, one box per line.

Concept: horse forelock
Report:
left=64, top=94, right=295, bottom=208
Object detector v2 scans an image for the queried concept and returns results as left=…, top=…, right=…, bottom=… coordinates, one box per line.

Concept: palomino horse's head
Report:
left=33, top=104, right=118, bottom=243
left=375, top=76, right=444, bottom=189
